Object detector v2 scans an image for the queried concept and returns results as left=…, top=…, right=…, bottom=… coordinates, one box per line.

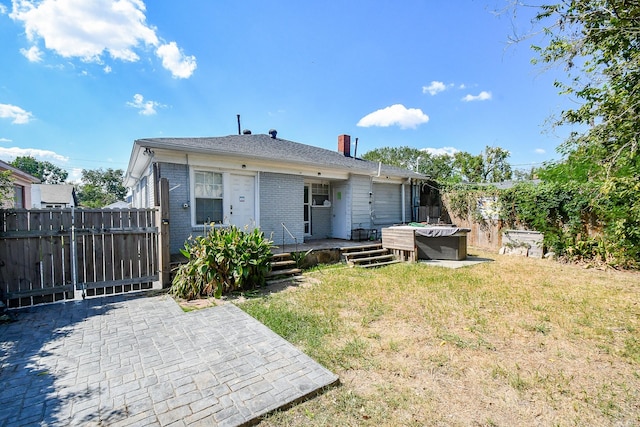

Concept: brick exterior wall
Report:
left=259, top=172, right=304, bottom=245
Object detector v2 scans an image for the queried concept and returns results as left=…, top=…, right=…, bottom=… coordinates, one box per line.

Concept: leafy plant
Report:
left=0, top=170, right=14, bottom=206
left=170, top=224, right=273, bottom=299
left=290, top=249, right=313, bottom=269
left=443, top=178, right=639, bottom=268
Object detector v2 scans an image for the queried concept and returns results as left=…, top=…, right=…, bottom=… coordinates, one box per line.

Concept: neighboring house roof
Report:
left=104, top=200, right=130, bottom=209
left=0, top=159, right=40, bottom=184
left=34, top=184, right=78, bottom=205
left=126, top=134, right=425, bottom=185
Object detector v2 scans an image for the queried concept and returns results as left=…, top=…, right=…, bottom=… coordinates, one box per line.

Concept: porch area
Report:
left=272, top=237, right=381, bottom=254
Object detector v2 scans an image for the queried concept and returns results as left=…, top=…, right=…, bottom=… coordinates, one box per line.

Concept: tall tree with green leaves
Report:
left=77, top=168, right=127, bottom=208
left=10, top=156, right=68, bottom=184
left=452, top=146, right=512, bottom=183
left=530, top=1, right=640, bottom=180
left=502, top=1, right=640, bottom=265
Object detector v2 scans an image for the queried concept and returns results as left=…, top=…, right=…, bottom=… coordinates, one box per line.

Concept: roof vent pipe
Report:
left=269, top=129, right=277, bottom=139
left=237, top=114, right=241, bottom=135
left=242, top=129, right=252, bottom=135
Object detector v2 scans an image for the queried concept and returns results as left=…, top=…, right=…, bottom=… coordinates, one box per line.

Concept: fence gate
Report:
left=0, top=208, right=159, bottom=308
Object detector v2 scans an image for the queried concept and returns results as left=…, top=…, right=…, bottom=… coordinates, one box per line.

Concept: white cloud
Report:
left=422, top=81, right=447, bottom=96
left=0, top=103, right=34, bottom=124
left=10, top=0, right=196, bottom=78
left=421, top=146, right=460, bottom=157
left=0, top=138, right=12, bottom=143
left=20, top=45, right=43, bottom=62
left=156, top=42, right=197, bottom=79
left=357, top=104, right=429, bottom=129
left=0, top=4, right=6, bottom=14
left=535, top=148, right=546, bottom=154
left=462, top=91, right=492, bottom=102
left=0, top=146, right=68, bottom=162
left=104, top=65, right=112, bottom=73
left=127, top=93, right=163, bottom=116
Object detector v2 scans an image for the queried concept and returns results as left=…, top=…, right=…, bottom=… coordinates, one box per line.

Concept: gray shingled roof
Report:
left=135, top=134, right=424, bottom=179
left=36, top=184, right=77, bottom=204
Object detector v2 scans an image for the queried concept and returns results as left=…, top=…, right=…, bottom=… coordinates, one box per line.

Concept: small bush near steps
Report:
left=170, top=225, right=273, bottom=300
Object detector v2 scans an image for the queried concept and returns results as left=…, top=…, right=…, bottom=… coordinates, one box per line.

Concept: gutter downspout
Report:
left=402, top=181, right=406, bottom=224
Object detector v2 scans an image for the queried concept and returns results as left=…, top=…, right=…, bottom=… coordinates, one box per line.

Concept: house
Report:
left=31, top=184, right=78, bottom=208
left=104, top=200, right=131, bottom=209
left=0, top=159, right=40, bottom=208
left=124, top=132, right=425, bottom=254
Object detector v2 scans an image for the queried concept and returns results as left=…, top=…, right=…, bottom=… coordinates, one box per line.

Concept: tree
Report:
left=77, top=168, right=127, bottom=208
left=502, top=1, right=640, bottom=266
left=361, top=146, right=423, bottom=170
left=452, top=152, right=484, bottom=183
left=520, top=1, right=640, bottom=178
left=513, top=166, right=539, bottom=181
left=0, top=170, right=14, bottom=206
left=452, top=146, right=512, bottom=183
left=10, top=156, right=68, bottom=184
left=418, top=153, right=456, bottom=181
left=361, top=146, right=456, bottom=182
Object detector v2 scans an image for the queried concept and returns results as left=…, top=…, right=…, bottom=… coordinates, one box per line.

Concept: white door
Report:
left=332, top=184, right=349, bottom=239
left=229, top=174, right=256, bottom=229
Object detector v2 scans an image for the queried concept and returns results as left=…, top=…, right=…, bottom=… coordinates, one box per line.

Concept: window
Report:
left=311, top=183, right=330, bottom=206
left=194, top=171, right=223, bottom=224
left=13, top=185, right=24, bottom=208
left=303, top=185, right=310, bottom=234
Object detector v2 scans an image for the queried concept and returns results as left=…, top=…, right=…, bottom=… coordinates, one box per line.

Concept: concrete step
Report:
left=340, top=243, right=383, bottom=253
left=343, top=248, right=388, bottom=261
left=270, top=260, right=297, bottom=268
left=270, top=252, right=294, bottom=260
left=348, top=254, right=397, bottom=266
left=359, top=260, right=402, bottom=268
left=266, top=267, right=302, bottom=278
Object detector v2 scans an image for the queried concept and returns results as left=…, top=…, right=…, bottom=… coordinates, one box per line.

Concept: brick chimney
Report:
left=338, top=134, right=351, bottom=157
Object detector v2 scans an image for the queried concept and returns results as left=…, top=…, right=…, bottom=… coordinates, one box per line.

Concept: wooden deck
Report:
left=272, top=238, right=381, bottom=254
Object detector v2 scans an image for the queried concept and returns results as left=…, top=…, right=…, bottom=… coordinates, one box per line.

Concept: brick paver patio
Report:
left=0, top=293, right=338, bottom=426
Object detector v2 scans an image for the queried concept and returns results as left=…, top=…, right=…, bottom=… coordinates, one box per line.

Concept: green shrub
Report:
left=170, top=224, right=273, bottom=299
left=444, top=179, right=639, bottom=268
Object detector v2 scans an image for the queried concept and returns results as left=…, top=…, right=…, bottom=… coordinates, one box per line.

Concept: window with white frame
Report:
left=311, top=183, right=330, bottom=206
left=194, top=170, right=223, bottom=224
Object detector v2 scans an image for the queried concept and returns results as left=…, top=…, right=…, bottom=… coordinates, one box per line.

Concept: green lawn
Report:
left=238, top=251, right=640, bottom=426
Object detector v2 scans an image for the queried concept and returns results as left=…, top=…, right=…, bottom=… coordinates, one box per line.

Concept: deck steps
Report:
left=267, top=252, right=302, bottom=282
left=341, top=243, right=400, bottom=268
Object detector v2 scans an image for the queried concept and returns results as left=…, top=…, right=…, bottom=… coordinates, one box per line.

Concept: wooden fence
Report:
left=0, top=208, right=160, bottom=308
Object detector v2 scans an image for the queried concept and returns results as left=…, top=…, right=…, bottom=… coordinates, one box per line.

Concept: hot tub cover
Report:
left=390, top=225, right=471, bottom=238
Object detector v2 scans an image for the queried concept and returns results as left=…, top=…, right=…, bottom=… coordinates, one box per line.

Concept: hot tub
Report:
left=382, top=225, right=471, bottom=261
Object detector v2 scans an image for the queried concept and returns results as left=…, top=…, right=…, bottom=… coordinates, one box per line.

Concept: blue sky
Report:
left=0, top=1, right=573, bottom=181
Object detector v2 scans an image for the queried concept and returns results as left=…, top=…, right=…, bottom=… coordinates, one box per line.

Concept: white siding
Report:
left=372, top=183, right=402, bottom=225
left=350, top=174, right=372, bottom=232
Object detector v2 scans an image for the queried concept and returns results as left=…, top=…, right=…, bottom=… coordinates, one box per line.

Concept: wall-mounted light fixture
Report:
left=143, top=147, right=154, bottom=156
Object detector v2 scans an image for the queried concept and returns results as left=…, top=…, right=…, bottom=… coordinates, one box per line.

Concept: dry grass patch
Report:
left=238, top=251, right=640, bottom=426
